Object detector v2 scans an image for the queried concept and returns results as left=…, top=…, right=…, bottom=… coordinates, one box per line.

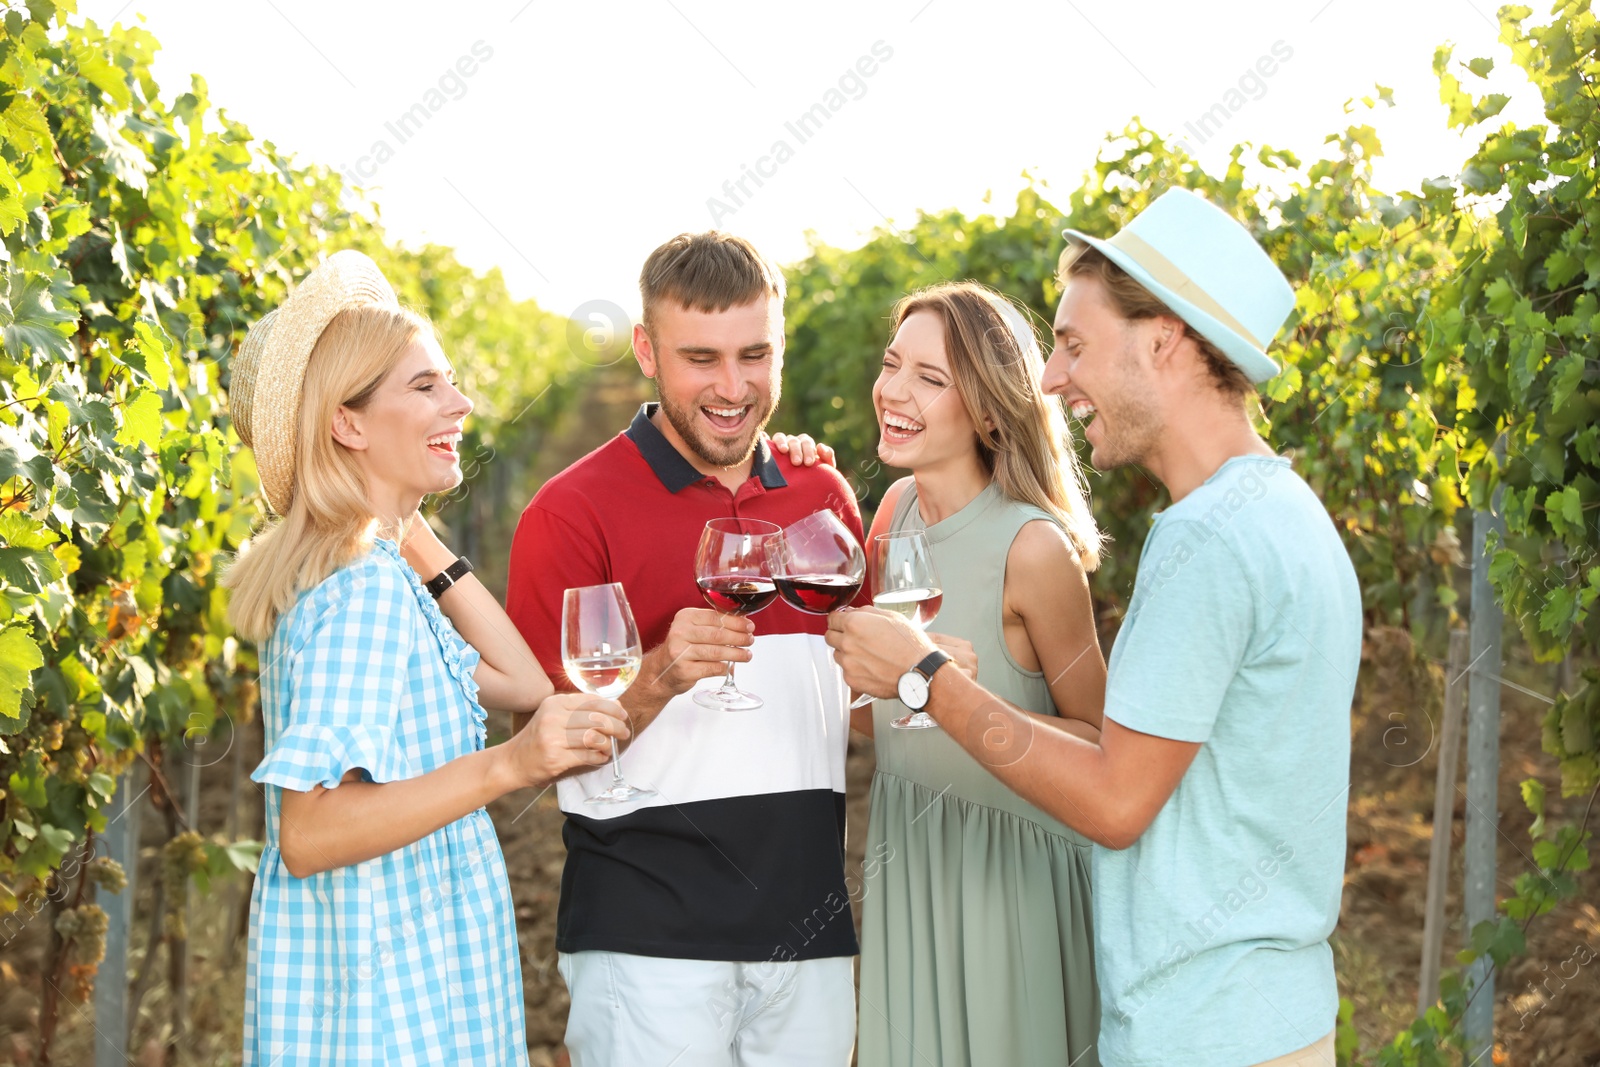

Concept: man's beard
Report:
left=1084, top=343, right=1162, bottom=471
left=656, top=382, right=779, bottom=469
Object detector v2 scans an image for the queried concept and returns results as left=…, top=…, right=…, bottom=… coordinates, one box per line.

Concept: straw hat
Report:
left=231, top=251, right=398, bottom=514
left=1063, top=189, right=1295, bottom=384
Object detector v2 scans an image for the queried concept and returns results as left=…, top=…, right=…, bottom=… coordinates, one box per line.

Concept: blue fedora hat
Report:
left=1063, top=189, right=1295, bottom=384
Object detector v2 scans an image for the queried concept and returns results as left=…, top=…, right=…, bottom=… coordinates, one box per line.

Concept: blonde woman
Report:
left=225, top=251, right=627, bottom=1065
left=855, top=282, right=1106, bottom=1066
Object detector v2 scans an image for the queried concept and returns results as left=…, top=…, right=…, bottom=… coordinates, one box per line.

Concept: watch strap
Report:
left=425, top=556, right=473, bottom=599
left=913, top=648, right=952, bottom=683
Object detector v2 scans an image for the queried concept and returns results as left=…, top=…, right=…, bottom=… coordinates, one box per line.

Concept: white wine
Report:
left=565, top=654, right=640, bottom=700
left=873, top=587, right=943, bottom=629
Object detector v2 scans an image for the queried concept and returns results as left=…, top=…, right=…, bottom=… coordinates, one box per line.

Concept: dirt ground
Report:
left=1335, top=629, right=1600, bottom=1067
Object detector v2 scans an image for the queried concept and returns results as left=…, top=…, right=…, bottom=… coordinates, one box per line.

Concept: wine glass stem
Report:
left=721, top=660, right=738, bottom=693
left=608, top=737, right=625, bottom=782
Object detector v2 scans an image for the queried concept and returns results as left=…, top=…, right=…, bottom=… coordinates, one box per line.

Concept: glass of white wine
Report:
left=562, top=583, right=653, bottom=804
left=871, top=530, right=945, bottom=731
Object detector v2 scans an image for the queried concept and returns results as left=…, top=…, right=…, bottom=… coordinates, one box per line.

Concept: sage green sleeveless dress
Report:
left=857, top=481, right=1100, bottom=1067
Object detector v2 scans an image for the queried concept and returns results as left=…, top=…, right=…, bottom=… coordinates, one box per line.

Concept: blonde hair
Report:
left=224, top=305, right=432, bottom=643
left=891, top=282, right=1104, bottom=570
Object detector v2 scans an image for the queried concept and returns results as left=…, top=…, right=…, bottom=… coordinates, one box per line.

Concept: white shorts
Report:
left=558, top=951, right=856, bottom=1067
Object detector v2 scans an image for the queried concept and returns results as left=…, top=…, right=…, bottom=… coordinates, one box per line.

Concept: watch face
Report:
left=897, top=670, right=930, bottom=710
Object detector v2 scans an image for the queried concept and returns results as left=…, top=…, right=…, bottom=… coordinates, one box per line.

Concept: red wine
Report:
left=775, top=573, right=862, bottom=614
left=698, top=575, right=778, bottom=615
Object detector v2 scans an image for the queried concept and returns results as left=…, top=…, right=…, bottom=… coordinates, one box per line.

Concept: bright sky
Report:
left=80, top=0, right=1542, bottom=321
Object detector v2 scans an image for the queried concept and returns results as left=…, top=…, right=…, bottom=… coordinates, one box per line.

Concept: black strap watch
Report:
left=425, top=556, right=473, bottom=599
left=896, top=649, right=952, bottom=711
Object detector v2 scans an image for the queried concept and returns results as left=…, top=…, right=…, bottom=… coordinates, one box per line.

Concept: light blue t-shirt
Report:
left=1092, top=454, right=1361, bottom=1067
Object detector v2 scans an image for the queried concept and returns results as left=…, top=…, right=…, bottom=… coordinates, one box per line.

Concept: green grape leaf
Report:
left=0, top=442, right=26, bottom=485
left=127, top=321, right=171, bottom=391
left=1484, top=277, right=1517, bottom=317
left=1521, top=777, right=1546, bottom=838
left=1472, top=94, right=1512, bottom=124
left=1543, top=486, right=1584, bottom=539
left=0, top=625, right=43, bottom=718
left=1561, top=698, right=1595, bottom=757
left=88, top=109, right=153, bottom=193
left=0, top=511, right=58, bottom=551
left=1481, top=134, right=1540, bottom=165
left=0, top=168, right=25, bottom=238
left=115, top=388, right=163, bottom=450
left=68, top=469, right=116, bottom=537
left=39, top=823, right=75, bottom=853
left=1538, top=584, right=1577, bottom=640
left=0, top=271, right=76, bottom=362
left=87, top=772, right=116, bottom=803
left=49, top=200, right=92, bottom=244
left=1550, top=353, right=1587, bottom=413
left=0, top=95, right=53, bottom=156
left=1545, top=248, right=1584, bottom=288
left=222, top=838, right=263, bottom=875
left=51, top=541, right=80, bottom=575
left=1438, top=70, right=1475, bottom=128
left=1561, top=754, right=1599, bottom=797
left=71, top=40, right=133, bottom=109
left=60, top=654, right=101, bottom=703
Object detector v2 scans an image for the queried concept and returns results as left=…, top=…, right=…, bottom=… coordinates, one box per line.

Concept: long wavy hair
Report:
left=224, top=305, right=432, bottom=643
left=890, top=282, right=1103, bottom=570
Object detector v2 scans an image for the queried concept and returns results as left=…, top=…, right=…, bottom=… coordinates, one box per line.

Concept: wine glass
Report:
left=871, top=530, right=944, bottom=730
left=693, top=517, right=781, bottom=711
left=562, top=583, right=654, bottom=804
left=768, top=511, right=867, bottom=707
left=770, top=510, right=865, bottom=613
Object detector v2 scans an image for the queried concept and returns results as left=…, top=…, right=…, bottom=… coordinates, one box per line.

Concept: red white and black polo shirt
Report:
left=505, top=403, right=867, bottom=963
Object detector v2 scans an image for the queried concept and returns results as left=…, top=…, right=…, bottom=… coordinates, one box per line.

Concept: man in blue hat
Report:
left=828, top=189, right=1361, bottom=1067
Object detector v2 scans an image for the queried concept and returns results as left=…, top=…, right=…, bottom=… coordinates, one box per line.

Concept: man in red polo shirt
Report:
left=505, top=232, right=863, bottom=1066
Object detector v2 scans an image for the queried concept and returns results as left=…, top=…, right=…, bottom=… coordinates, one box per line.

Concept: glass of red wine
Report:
left=693, top=517, right=781, bottom=711
left=768, top=510, right=868, bottom=707
left=871, top=529, right=945, bottom=730
left=770, top=510, right=865, bottom=613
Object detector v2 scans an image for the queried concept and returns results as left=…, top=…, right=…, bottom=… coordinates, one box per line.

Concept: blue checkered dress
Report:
left=244, top=539, right=526, bottom=1065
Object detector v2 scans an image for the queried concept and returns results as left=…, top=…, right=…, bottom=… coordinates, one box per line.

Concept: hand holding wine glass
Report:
left=872, top=530, right=944, bottom=730
left=823, top=606, right=939, bottom=710
left=633, top=608, right=756, bottom=703
left=562, top=583, right=653, bottom=803
left=506, top=691, right=629, bottom=788
left=693, top=518, right=781, bottom=711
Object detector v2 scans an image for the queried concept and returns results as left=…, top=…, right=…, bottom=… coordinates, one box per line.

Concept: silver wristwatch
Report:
left=897, top=649, right=952, bottom=711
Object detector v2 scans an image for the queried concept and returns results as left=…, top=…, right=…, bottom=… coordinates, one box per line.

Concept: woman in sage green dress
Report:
left=855, top=282, right=1106, bottom=1066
